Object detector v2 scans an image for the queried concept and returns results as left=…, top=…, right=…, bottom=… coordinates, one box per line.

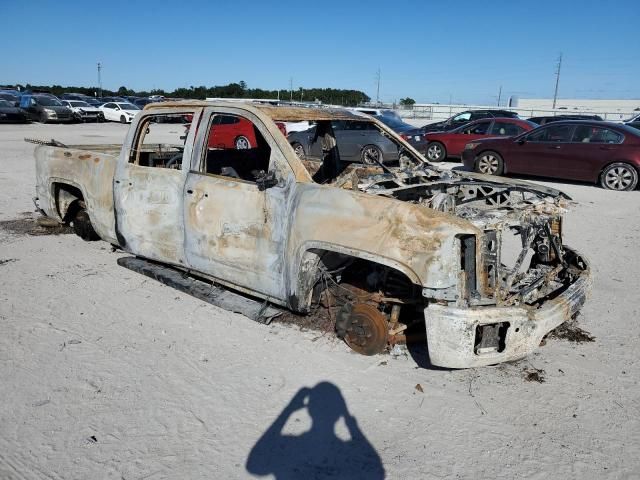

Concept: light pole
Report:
left=552, top=53, right=562, bottom=109
left=97, top=62, right=102, bottom=98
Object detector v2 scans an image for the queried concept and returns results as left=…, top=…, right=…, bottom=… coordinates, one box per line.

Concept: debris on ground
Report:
left=390, top=344, right=409, bottom=358
left=548, top=317, right=596, bottom=343
left=0, top=212, right=73, bottom=237
left=415, top=383, right=424, bottom=393
left=522, top=367, right=546, bottom=383
left=0, top=259, right=18, bottom=266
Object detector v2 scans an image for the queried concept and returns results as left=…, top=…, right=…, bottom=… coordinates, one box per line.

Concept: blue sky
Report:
left=3, top=0, right=638, bottom=104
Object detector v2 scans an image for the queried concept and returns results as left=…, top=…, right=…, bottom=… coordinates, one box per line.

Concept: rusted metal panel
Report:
left=34, top=145, right=118, bottom=243
left=143, top=100, right=368, bottom=122
left=286, top=183, right=480, bottom=295
left=424, top=248, right=592, bottom=368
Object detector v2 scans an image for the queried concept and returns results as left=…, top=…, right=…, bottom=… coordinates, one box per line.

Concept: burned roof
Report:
left=253, top=105, right=367, bottom=122
left=143, top=100, right=368, bottom=122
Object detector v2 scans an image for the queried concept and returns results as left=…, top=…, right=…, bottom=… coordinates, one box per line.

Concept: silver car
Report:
left=288, top=120, right=400, bottom=164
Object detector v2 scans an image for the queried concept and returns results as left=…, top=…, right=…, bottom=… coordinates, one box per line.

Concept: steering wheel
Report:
left=165, top=152, right=183, bottom=169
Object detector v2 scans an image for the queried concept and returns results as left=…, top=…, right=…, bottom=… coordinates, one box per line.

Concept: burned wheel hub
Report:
left=340, top=303, right=388, bottom=356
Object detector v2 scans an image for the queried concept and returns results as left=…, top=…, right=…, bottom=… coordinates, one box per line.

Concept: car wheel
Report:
left=361, top=145, right=383, bottom=165
left=426, top=142, right=447, bottom=162
left=39, top=112, right=48, bottom=124
left=235, top=136, right=251, bottom=149
left=291, top=142, right=305, bottom=159
left=120, top=115, right=127, bottom=124
left=72, top=209, right=100, bottom=241
left=600, top=162, right=638, bottom=191
left=475, top=151, right=504, bottom=175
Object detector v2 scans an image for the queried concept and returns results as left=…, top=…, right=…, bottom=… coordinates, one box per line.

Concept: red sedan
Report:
left=424, top=117, right=536, bottom=162
left=208, top=115, right=257, bottom=149
left=207, top=115, right=287, bottom=149
left=461, top=121, right=640, bottom=191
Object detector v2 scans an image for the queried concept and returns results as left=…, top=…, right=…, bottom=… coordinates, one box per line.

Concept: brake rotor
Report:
left=342, top=303, right=388, bottom=356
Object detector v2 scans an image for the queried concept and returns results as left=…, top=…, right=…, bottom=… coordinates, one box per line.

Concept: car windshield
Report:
left=70, top=101, right=90, bottom=107
left=375, top=116, right=412, bottom=130
left=117, top=103, right=140, bottom=110
left=36, top=97, right=62, bottom=106
left=0, top=100, right=12, bottom=107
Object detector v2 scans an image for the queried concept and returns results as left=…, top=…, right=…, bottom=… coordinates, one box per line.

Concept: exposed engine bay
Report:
left=356, top=165, right=587, bottom=309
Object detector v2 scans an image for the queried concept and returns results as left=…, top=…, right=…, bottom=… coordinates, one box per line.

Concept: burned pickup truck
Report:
left=33, top=101, right=591, bottom=368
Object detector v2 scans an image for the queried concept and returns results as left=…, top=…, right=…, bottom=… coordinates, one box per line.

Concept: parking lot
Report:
left=1, top=121, right=639, bottom=479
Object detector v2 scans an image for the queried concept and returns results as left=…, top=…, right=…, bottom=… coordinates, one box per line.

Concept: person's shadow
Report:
left=246, top=382, right=385, bottom=479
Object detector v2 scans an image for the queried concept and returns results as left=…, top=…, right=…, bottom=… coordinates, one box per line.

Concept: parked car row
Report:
left=461, top=120, right=640, bottom=191
left=0, top=89, right=167, bottom=123
left=4, top=87, right=639, bottom=191
left=415, top=109, right=640, bottom=191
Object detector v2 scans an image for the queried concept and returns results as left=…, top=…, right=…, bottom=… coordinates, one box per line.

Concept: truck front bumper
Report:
left=424, top=248, right=592, bottom=368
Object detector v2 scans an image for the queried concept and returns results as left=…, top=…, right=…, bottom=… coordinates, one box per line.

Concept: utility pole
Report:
left=97, top=62, right=102, bottom=98
left=497, top=85, right=502, bottom=106
left=375, top=68, right=381, bottom=105
left=300, top=88, right=303, bottom=102
left=289, top=77, right=293, bottom=102
left=552, top=53, right=562, bottom=109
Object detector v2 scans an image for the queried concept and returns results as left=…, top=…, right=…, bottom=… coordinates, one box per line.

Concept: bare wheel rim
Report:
left=605, top=166, right=634, bottom=190
left=235, top=136, right=250, bottom=149
left=478, top=154, right=499, bottom=174
left=293, top=144, right=305, bottom=158
left=343, top=304, right=388, bottom=356
left=362, top=146, right=381, bottom=165
left=427, top=144, right=442, bottom=160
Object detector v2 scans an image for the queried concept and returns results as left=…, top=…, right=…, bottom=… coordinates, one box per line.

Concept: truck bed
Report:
left=34, top=144, right=120, bottom=244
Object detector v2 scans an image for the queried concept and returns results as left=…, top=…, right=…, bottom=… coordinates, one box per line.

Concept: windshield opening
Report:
left=289, top=119, right=425, bottom=185
left=36, top=97, right=63, bottom=107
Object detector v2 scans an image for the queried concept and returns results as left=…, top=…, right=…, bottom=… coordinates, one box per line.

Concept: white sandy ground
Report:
left=0, top=122, right=639, bottom=480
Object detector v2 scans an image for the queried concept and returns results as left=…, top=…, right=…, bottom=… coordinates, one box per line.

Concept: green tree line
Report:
left=8, top=81, right=371, bottom=106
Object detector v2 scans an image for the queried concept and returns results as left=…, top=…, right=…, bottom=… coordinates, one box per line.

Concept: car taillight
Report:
left=400, top=134, right=409, bottom=140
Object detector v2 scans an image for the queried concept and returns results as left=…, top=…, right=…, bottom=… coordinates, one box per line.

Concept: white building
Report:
left=515, top=98, right=639, bottom=121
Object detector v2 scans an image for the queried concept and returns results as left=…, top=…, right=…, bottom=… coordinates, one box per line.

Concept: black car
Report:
left=422, top=109, right=519, bottom=133
left=374, top=115, right=428, bottom=153
left=528, top=114, right=604, bottom=125
left=0, top=92, right=20, bottom=106
left=624, top=113, right=640, bottom=131
left=62, top=93, right=88, bottom=101
left=133, top=97, right=155, bottom=108
left=19, top=94, right=74, bottom=123
left=0, top=99, right=29, bottom=123
left=82, top=97, right=103, bottom=107
left=98, top=96, right=127, bottom=103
